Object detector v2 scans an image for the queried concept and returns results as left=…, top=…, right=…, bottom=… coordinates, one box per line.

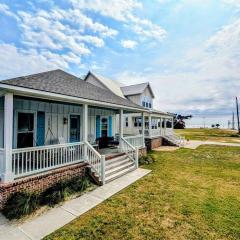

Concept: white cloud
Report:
left=128, top=15, right=167, bottom=41
left=222, top=0, right=240, bottom=8
left=0, top=44, right=61, bottom=79
left=121, top=40, right=137, bottom=49
left=0, top=3, right=19, bottom=20
left=115, top=18, right=240, bottom=116
left=70, top=0, right=167, bottom=42
left=70, top=0, right=142, bottom=21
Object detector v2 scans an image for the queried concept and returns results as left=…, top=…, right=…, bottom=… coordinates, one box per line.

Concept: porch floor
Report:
left=98, top=147, right=123, bottom=160
left=0, top=168, right=151, bottom=240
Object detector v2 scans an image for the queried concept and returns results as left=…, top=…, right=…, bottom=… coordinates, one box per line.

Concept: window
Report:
left=142, top=101, right=145, bottom=107
left=134, top=117, right=142, bottom=127
left=69, top=115, right=80, bottom=142
left=151, top=119, right=157, bottom=129
left=146, top=102, right=149, bottom=108
left=17, top=112, right=34, bottom=148
left=125, top=117, right=129, bottom=127
left=149, top=103, right=152, bottom=108
left=101, top=117, right=108, bottom=137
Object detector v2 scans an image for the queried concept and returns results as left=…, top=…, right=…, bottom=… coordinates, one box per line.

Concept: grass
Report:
left=45, top=145, right=240, bottom=240
left=175, top=128, right=240, bottom=143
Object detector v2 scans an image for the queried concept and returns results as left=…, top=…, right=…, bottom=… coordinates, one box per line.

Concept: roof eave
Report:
left=0, top=83, right=147, bottom=112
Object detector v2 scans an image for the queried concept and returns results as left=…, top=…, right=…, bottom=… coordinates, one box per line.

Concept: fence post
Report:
left=135, top=147, right=139, bottom=168
left=101, top=155, right=105, bottom=185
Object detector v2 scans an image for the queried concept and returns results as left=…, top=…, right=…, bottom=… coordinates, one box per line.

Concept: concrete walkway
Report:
left=184, top=140, right=240, bottom=149
left=0, top=168, right=151, bottom=240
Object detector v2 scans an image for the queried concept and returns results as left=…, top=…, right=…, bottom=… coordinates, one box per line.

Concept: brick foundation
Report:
left=138, top=147, right=147, bottom=157
left=145, top=137, right=163, bottom=151
left=0, top=162, right=87, bottom=209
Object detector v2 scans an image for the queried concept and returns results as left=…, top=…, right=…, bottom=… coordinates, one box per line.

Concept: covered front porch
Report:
left=0, top=93, right=145, bottom=184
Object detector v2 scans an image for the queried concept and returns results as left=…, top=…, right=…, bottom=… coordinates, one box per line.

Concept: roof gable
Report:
left=84, top=72, right=125, bottom=98
left=121, top=82, right=155, bottom=98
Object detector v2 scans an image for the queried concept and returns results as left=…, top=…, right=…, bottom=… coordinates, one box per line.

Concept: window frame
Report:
left=15, top=110, right=37, bottom=149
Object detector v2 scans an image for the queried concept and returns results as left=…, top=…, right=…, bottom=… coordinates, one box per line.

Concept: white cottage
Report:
left=0, top=69, right=183, bottom=208
left=85, top=72, right=183, bottom=150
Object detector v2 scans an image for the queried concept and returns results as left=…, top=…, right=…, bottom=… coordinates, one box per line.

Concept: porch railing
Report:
left=163, top=129, right=185, bottom=146
left=12, top=142, right=85, bottom=179
left=151, top=129, right=161, bottom=137
left=123, top=135, right=144, bottom=148
left=145, top=129, right=161, bottom=137
left=121, top=137, right=138, bottom=168
left=85, top=141, right=105, bottom=184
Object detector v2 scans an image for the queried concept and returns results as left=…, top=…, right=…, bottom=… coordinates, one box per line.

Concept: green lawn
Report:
left=175, top=128, right=240, bottom=143
left=45, top=145, right=240, bottom=240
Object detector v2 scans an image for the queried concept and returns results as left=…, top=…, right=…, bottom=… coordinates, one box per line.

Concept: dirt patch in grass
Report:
left=45, top=145, right=240, bottom=240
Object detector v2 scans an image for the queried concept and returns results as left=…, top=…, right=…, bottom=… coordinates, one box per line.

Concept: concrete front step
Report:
left=105, top=154, right=128, bottom=166
left=105, top=161, right=135, bottom=177
left=105, top=158, right=132, bottom=171
left=105, top=165, right=136, bottom=183
left=89, top=153, right=137, bottom=184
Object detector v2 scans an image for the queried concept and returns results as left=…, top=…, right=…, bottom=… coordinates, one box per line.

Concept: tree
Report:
left=216, top=123, right=220, bottom=129
left=211, top=124, right=215, bottom=128
left=171, top=114, right=192, bottom=129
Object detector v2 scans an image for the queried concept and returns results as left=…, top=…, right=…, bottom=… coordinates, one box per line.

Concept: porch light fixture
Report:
left=63, top=117, right=68, bottom=124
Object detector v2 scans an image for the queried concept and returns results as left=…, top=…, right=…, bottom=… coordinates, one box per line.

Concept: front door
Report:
left=70, top=115, right=80, bottom=142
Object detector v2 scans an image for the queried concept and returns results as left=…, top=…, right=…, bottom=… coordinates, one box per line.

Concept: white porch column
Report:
left=164, top=118, right=167, bottom=135
left=83, top=104, right=88, bottom=159
left=149, top=114, right=152, bottom=137
left=141, top=112, right=145, bottom=147
left=2, top=92, right=14, bottom=182
left=159, top=117, right=162, bottom=136
left=119, top=109, right=123, bottom=151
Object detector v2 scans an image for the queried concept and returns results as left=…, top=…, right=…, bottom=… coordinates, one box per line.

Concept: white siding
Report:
left=85, top=74, right=108, bottom=90
left=0, top=97, right=4, bottom=148
left=126, top=85, right=154, bottom=108
left=143, top=87, right=153, bottom=99
left=127, top=95, right=141, bottom=105
left=88, top=107, right=117, bottom=140
left=13, top=98, right=83, bottom=148
left=11, top=97, right=118, bottom=148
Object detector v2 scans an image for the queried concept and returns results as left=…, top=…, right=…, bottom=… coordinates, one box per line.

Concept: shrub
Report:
left=40, top=175, right=91, bottom=206
left=68, top=175, right=90, bottom=193
left=139, top=154, right=156, bottom=165
left=2, top=174, right=94, bottom=219
left=2, top=192, right=40, bottom=220
left=40, top=181, right=71, bottom=206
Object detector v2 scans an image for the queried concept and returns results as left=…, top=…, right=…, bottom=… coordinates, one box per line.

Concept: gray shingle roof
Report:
left=121, top=82, right=154, bottom=97
left=0, top=69, right=144, bottom=110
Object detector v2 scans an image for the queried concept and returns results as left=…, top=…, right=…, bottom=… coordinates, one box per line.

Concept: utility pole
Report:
left=232, top=111, right=235, bottom=130
left=236, top=97, right=240, bottom=134
left=228, top=120, right=231, bottom=129
left=202, top=116, right=206, bottom=128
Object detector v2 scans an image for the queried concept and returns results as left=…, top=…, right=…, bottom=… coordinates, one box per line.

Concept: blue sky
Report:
left=0, top=0, right=239, bottom=126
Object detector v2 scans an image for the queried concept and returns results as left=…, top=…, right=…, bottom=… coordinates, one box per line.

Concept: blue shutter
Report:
left=37, top=111, right=45, bottom=146
left=108, top=116, right=112, bottom=137
left=96, top=115, right=101, bottom=138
